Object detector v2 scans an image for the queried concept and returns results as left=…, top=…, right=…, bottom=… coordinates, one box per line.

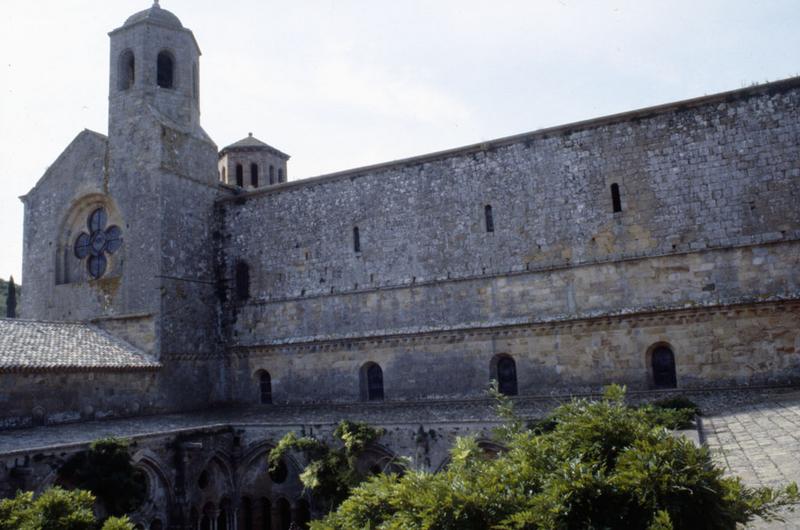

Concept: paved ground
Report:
left=701, top=390, right=800, bottom=529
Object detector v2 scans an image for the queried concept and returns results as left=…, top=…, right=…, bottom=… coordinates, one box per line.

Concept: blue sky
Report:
left=1, top=0, right=798, bottom=283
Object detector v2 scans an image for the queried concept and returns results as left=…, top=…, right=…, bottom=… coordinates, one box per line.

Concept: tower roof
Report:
left=220, top=133, right=290, bottom=159
left=123, top=1, right=183, bottom=30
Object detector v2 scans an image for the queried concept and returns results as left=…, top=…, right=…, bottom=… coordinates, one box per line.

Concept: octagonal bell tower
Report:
left=108, top=0, right=202, bottom=132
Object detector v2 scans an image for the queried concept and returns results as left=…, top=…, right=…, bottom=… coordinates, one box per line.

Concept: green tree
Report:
left=269, top=420, right=395, bottom=513
left=314, top=386, right=798, bottom=529
left=58, top=438, right=146, bottom=517
left=5, top=276, right=16, bottom=318
left=0, top=487, right=134, bottom=530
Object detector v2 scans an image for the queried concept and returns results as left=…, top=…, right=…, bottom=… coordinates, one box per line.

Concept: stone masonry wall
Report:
left=231, top=300, right=800, bottom=403
left=0, top=370, right=159, bottom=429
left=220, top=81, right=800, bottom=341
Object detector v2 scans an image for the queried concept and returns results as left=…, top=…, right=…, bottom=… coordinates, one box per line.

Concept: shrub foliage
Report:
left=0, top=487, right=134, bottom=530
left=313, top=385, right=798, bottom=529
left=268, top=420, right=391, bottom=513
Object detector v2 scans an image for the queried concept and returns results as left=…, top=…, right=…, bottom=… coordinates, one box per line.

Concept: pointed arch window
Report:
left=157, top=50, right=174, bottom=89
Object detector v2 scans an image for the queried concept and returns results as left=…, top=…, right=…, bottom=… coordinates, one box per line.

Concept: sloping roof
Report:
left=220, top=133, right=290, bottom=159
left=0, top=319, right=160, bottom=373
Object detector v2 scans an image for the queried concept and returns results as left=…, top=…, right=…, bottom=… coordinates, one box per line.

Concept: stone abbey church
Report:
left=1, top=2, right=799, bottom=529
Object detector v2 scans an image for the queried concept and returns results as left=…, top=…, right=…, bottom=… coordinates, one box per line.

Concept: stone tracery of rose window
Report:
left=73, top=207, right=123, bottom=279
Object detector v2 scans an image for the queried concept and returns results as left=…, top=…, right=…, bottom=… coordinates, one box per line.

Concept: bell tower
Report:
left=108, top=0, right=203, bottom=133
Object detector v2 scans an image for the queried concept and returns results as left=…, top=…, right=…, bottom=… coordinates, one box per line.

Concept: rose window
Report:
left=73, top=207, right=123, bottom=279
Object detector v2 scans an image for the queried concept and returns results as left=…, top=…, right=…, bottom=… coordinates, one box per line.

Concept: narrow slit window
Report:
left=235, top=164, right=244, bottom=187
left=611, top=183, right=622, bottom=213
left=258, top=371, right=271, bottom=404
left=235, top=260, right=250, bottom=300
left=250, top=163, right=259, bottom=187
left=484, top=204, right=494, bottom=233
left=192, top=63, right=199, bottom=102
left=269, top=165, right=275, bottom=185
left=353, top=226, right=361, bottom=253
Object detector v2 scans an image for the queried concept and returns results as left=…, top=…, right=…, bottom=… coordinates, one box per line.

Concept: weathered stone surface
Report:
left=5, top=3, right=800, bottom=528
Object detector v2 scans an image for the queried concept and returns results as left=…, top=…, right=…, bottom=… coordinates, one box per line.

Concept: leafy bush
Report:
left=269, top=420, right=393, bottom=513
left=0, top=487, right=134, bottom=530
left=313, top=385, right=798, bottom=529
left=650, top=395, right=702, bottom=416
left=58, top=438, right=146, bottom=517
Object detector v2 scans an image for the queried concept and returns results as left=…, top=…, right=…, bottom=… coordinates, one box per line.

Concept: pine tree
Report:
left=6, top=276, right=16, bottom=318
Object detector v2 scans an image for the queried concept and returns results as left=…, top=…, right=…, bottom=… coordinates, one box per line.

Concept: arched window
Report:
left=353, top=226, right=361, bottom=253
left=278, top=168, right=284, bottom=182
left=295, top=499, right=310, bottom=529
left=484, top=204, right=494, bottom=233
left=258, top=370, right=272, bottom=404
left=270, top=459, right=288, bottom=484
left=189, top=508, right=200, bottom=530
left=235, top=260, right=250, bottom=300
left=218, top=498, right=231, bottom=530
left=651, top=345, right=677, bottom=389
left=361, top=362, right=384, bottom=401
left=260, top=498, right=271, bottom=530
left=611, top=183, right=622, bottom=213
left=239, top=497, right=253, bottom=530
left=491, top=354, right=517, bottom=396
left=118, top=50, right=135, bottom=90
left=236, top=164, right=244, bottom=187
left=156, top=51, right=174, bottom=89
left=269, top=165, right=275, bottom=185
left=276, top=498, right=291, bottom=530
left=250, top=163, right=259, bottom=187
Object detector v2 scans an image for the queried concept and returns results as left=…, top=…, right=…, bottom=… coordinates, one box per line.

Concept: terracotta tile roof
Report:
left=0, top=319, right=160, bottom=373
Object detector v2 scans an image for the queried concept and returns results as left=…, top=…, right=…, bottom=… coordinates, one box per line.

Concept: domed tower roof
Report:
left=123, top=1, right=183, bottom=29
